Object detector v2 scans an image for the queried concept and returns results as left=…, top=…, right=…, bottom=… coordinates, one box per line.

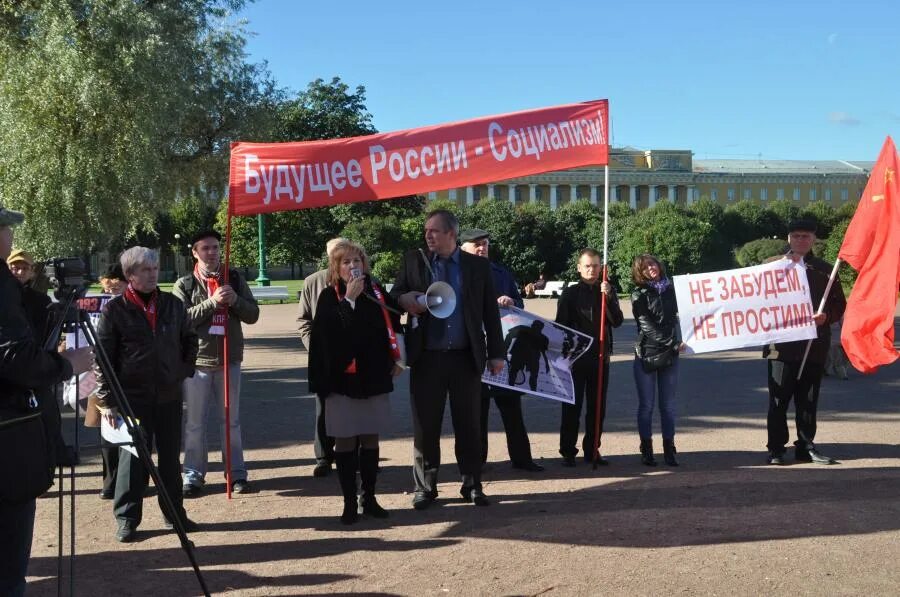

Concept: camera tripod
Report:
left=47, top=288, right=210, bottom=596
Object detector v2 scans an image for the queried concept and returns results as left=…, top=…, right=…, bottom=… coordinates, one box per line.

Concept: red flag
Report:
left=838, top=136, right=900, bottom=373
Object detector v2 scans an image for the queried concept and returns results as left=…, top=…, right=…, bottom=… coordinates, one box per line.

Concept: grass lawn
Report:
left=88, top=279, right=306, bottom=303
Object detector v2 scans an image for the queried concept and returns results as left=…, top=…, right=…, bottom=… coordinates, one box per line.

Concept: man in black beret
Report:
left=764, top=218, right=846, bottom=465
left=459, top=229, right=543, bottom=473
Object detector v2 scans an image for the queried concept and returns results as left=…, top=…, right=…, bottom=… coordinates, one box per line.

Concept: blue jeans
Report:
left=633, top=356, right=679, bottom=440
left=182, top=364, right=246, bottom=486
left=0, top=498, right=36, bottom=597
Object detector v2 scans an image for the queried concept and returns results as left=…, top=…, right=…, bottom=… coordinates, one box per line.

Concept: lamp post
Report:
left=255, top=213, right=271, bottom=287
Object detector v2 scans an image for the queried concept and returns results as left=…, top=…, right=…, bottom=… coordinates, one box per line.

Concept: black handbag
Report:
left=638, top=345, right=677, bottom=373
left=0, top=402, right=54, bottom=503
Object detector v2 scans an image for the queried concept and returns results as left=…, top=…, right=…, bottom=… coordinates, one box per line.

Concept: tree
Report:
left=799, top=202, right=838, bottom=238
left=735, top=238, right=787, bottom=267
left=0, top=0, right=274, bottom=257
left=723, top=200, right=782, bottom=246
left=765, top=199, right=801, bottom=237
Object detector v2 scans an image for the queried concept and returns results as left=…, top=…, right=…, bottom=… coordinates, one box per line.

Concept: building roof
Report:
left=692, top=159, right=875, bottom=175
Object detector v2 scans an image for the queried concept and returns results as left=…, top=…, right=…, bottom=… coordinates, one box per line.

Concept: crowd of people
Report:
left=0, top=203, right=849, bottom=593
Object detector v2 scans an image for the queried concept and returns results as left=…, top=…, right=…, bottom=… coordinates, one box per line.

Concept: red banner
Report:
left=228, top=99, right=609, bottom=216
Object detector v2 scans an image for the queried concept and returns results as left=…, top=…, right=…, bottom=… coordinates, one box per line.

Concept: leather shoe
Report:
left=585, top=455, right=610, bottom=466
left=796, top=448, right=837, bottom=465
left=767, top=452, right=785, bottom=465
left=561, top=456, right=577, bottom=467
left=182, top=483, right=203, bottom=498
left=115, top=521, right=136, bottom=543
left=100, top=489, right=114, bottom=500
left=512, top=461, right=545, bottom=472
left=460, top=485, right=490, bottom=506
left=312, top=461, right=332, bottom=478
left=412, top=490, right=437, bottom=510
left=231, top=479, right=255, bottom=494
left=163, top=517, right=200, bottom=532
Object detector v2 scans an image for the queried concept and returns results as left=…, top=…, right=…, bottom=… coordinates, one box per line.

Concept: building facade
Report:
left=428, top=148, right=873, bottom=210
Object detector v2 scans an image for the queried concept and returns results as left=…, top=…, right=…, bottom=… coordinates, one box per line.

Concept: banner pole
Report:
left=796, top=259, right=841, bottom=380
left=592, top=164, right=611, bottom=468
left=223, top=202, right=234, bottom=499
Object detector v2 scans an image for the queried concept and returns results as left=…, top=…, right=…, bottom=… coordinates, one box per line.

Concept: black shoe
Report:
left=796, top=447, right=837, bottom=465
left=640, top=439, right=657, bottom=466
left=585, top=455, right=610, bottom=466
left=100, top=489, right=114, bottom=500
left=663, top=440, right=679, bottom=467
left=231, top=479, right=255, bottom=494
left=460, top=485, right=490, bottom=506
left=115, top=521, right=136, bottom=543
left=512, top=460, right=545, bottom=472
left=341, top=499, right=359, bottom=525
left=767, top=452, right=786, bottom=465
left=412, top=490, right=437, bottom=510
left=359, top=494, right=390, bottom=518
left=182, top=483, right=203, bottom=498
left=561, top=456, right=577, bottom=467
left=313, top=460, right=332, bottom=478
left=163, top=517, right=199, bottom=532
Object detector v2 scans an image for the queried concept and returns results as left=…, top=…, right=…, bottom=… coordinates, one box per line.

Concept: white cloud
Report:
left=827, top=33, right=838, bottom=45
left=828, top=111, right=861, bottom=126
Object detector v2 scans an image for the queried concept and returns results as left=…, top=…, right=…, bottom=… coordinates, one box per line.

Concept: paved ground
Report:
left=27, top=299, right=900, bottom=596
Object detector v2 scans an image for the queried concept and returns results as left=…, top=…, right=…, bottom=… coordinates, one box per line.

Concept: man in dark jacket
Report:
left=764, top=219, right=846, bottom=465
left=175, top=230, right=259, bottom=496
left=95, top=246, right=199, bottom=542
left=555, top=248, right=624, bottom=466
left=460, top=228, right=543, bottom=472
left=391, top=210, right=505, bottom=509
left=0, top=205, right=92, bottom=596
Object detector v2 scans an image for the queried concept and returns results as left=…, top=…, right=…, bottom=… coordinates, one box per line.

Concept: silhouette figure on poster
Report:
left=505, top=320, right=551, bottom=391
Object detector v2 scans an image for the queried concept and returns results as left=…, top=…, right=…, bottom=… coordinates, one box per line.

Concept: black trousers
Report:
left=101, top=440, right=119, bottom=495
left=480, top=384, right=533, bottom=466
left=410, top=350, right=483, bottom=494
left=0, top=498, right=35, bottom=596
left=313, top=395, right=335, bottom=464
left=560, top=358, right=610, bottom=459
left=113, top=399, right=185, bottom=527
left=767, top=360, right=824, bottom=454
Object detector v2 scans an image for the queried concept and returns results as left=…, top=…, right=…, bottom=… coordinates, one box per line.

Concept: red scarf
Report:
left=334, top=278, right=402, bottom=374
left=195, top=263, right=228, bottom=335
left=124, top=283, right=159, bottom=332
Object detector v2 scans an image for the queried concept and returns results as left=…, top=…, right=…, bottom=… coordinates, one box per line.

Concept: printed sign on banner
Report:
left=481, top=306, right=593, bottom=405
left=229, top=99, right=609, bottom=215
left=674, top=260, right=818, bottom=354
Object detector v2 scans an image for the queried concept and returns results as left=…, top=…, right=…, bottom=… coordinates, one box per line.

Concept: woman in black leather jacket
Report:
left=630, top=254, right=684, bottom=467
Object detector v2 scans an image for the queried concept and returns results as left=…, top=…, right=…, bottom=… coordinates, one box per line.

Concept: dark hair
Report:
left=101, top=262, right=126, bottom=282
left=578, top=248, right=601, bottom=260
left=191, top=229, right=222, bottom=247
left=425, top=209, right=459, bottom=236
left=631, top=253, right=664, bottom=286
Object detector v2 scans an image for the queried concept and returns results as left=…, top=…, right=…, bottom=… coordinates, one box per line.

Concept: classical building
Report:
left=428, top=148, right=873, bottom=210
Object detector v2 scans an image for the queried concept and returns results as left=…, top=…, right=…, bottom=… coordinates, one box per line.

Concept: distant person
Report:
left=308, top=240, right=402, bottom=524
left=96, top=263, right=127, bottom=499
left=555, top=249, right=623, bottom=466
left=297, top=237, right=349, bottom=478
left=631, top=254, right=684, bottom=467
left=524, top=273, right=547, bottom=298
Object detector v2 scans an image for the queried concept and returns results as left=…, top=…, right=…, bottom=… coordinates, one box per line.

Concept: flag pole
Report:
left=592, top=164, right=610, bottom=468
left=796, top=259, right=842, bottom=379
left=222, top=202, right=234, bottom=499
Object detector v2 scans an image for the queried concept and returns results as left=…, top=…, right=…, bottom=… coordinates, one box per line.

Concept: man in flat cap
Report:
left=460, top=228, right=543, bottom=472
left=764, top=219, right=846, bottom=465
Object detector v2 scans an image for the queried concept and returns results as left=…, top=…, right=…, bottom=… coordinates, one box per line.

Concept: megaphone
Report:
left=415, top=281, right=456, bottom=319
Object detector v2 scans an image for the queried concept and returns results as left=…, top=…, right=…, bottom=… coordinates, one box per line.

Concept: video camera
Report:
left=44, top=257, right=91, bottom=300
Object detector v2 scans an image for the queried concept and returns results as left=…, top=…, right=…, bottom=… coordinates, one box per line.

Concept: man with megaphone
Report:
left=391, top=210, right=506, bottom=510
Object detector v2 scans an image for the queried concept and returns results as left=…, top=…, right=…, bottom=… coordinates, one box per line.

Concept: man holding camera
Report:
left=0, top=205, right=92, bottom=596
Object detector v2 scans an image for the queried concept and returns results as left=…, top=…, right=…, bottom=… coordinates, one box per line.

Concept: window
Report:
left=841, top=188, right=848, bottom=201
left=727, top=188, right=735, bottom=201
left=777, top=188, right=784, bottom=200
left=711, top=189, right=718, bottom=201
left=473, top=187, right=481, bottom=202
left=793, top=187, right=800, bottom=201
left=809, top=188, right=817, bottom=201
left=535, top=187, right=543, bottom=201
left=743, top=188, right=751, bottom=200
left=760, top=188, right=768, bottom=201
left=824, top=188, right=832, bottom=201
left=515, top=187, right=523, bottom=202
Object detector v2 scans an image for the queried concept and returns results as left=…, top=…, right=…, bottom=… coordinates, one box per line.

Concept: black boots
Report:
left=640, top=438, right=657, bottom=466
left=334, top=450, right=359, bottom=525
left=358, top=448, right=389, bottom=518
left=663, top=439, right=679, bottom=466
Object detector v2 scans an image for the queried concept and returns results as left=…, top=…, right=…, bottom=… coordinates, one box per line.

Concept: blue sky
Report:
left=236, top=0, right=899, bottom=161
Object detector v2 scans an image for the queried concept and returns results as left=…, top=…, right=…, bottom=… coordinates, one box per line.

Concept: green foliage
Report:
left=735, top=238, right=787, bottom=267
left=215, top=201, right=257, bottom=268
left=799, top=202, right=838, bottom=238
left=822, top=219, right=858, bottom=288
left=765, top=199, right=801, bottom=237
left=0, top=0, right=274, bottom=256
left=272, top=77, right=375, bottom=142
left=723, top=200, right=781, bottom=246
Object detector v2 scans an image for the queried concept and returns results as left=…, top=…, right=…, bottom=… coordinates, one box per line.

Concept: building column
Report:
left=648, top=185, right=657, bottom=208
left=487, top=184, right=496, bottom=200
left=668, top=184, right=676, bottom=202
left=529, top=184, right=537, bottom=203
left=449, top=188, right=457, bottom=202
left=508, top=183, right=517, bottom=205
left=570, top=185, right=579, bottom=203
left=629, top=185, right=637, bottom=210
left=590, top=184, right=598, bottom=205
left=687, top=186, right=696, bottom=206
left=466, top=186, right=474, bottom=206
left=550, top=184, right=559, bottom=210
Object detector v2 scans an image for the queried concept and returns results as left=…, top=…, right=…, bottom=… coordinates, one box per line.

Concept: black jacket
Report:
left=390, top=248, right=505, bottom=373
left=94, top=291, right=198, bottom=408
left=631, top=281, right=681, bottom=359
left=308, top=277, right=400, bottom=399
left=764, top=255, right=846, bottom=364
left=555, top=280, right=624, bottom=365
